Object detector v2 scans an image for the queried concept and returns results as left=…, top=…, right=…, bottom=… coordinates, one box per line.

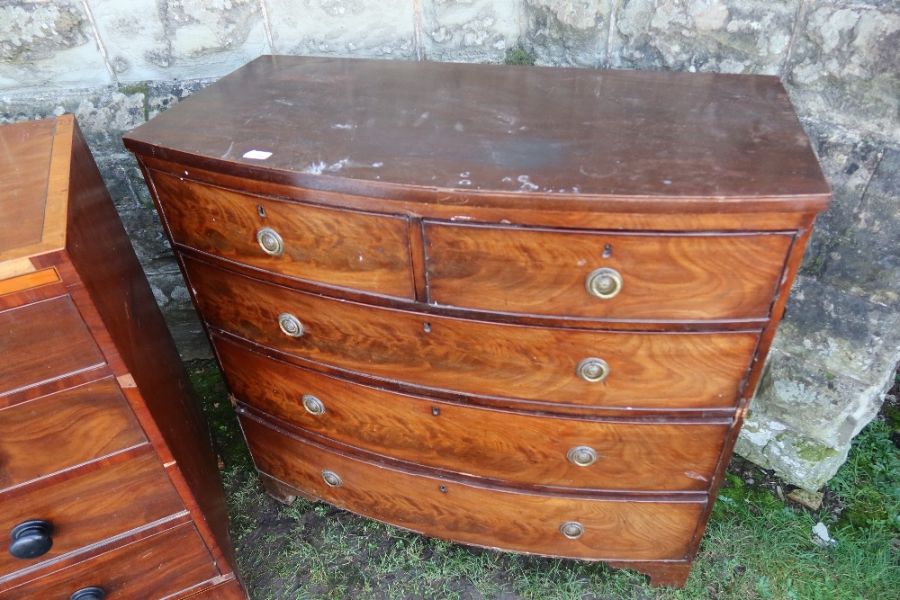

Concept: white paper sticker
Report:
left=242, top=150, right=273, bottom=160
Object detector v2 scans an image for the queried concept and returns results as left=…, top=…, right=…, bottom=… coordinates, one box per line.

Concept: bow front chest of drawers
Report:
left=124, top=56, right=829, bottom=587
left=0, top=116, right=244, bottom=598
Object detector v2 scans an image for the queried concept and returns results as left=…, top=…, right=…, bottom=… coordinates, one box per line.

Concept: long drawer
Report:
left=425, top=221, right=792, bottom=321
left=0, top=523, right=217, bottom=599
left=0, top=297, right=105, bottom=398
left=0, top=450, right=185, bottom=579
left=240, top=412, right=706, bottom=561
left=217, top=336, right=729, bottom=491
left=186, top=256, right=758, bottom=410
left=0, top=378, right=146, bottom=492
left=152, top=171, right=415, bottom=298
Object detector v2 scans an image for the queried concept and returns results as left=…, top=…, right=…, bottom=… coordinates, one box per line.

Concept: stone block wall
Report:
left=1, top=0, right=897, bottom=491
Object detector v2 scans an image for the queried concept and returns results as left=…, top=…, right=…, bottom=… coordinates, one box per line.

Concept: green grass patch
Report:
left=188, top=361, right=899, bottom=599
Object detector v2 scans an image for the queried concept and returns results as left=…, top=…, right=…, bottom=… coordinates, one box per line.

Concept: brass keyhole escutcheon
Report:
left=257, top=227, right=284, bottom=256
left=278, top=313, right=304, bottom=338
left=577, top=358, right=609, bottom=383
left=321, top=469, right=343, bottom=487
left=302, top=394, right=325, bottom=416
left=559, top=521, right=584, bottom=540
left=567, top=446, right=599, bottom=467
left=585, top=267, right=622, bottom=299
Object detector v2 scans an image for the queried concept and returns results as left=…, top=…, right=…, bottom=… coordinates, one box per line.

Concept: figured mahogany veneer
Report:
left=123, top=56, right=830, bottom=588
left=0, top=117, right=244, bottom=596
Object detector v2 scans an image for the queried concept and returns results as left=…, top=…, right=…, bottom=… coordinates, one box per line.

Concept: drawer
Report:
left=151, top=170, right=415, bottom=298
left=0, top=297, right=105, bottom=397
left=424, top=222, right=793, bottom=320
left=217, top=336, right=729, bottom=491
left=0, top=378, right=146, bottom=491
left=0, top=450, right=185, bottom=578
left=0, top=523, right=217, bottom=599
left=240, top=413, right=706, bottom=561
left=187, top=256, right=757, bottom=410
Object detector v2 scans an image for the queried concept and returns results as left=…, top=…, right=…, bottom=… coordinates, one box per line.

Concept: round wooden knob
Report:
left=70, top=587, right=106, bottom=600
left=278, top=313, right=304, bottom=337
left=567, top=446, right=599, bottom=467
left=585, top=267, right=622, bottom=299
left=577, top=358, right=609, bottom=383
left=257, top=227, right=284, bottom=256
left=321, top=469, right=343, bottom=487
left=8, top=519, right=53, bottom=560
left=302, top=394, right=325, bottom=416
left=559, top=521, right=584, bottom=540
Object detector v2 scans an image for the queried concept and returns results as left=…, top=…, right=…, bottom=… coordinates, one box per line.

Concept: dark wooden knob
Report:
left=8, top=519, right=53, bottom=559
left=70, top=587, right=106, bottom=600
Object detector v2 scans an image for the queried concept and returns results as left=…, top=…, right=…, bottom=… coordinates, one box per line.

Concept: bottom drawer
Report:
left=0, top=523, right=218, bottom=599
left=240, top=412, right=706, bottom=561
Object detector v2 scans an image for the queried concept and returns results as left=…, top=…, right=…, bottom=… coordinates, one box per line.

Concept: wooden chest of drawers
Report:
left=0, top=117, right=245, bottom=599
left=123, top=56, right=830, bottom=587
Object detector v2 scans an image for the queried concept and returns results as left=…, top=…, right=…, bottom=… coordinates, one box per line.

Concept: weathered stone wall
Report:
left=1, top=1, right=897, bottom=491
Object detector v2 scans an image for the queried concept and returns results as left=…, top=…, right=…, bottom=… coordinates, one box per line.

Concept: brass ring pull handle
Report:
left=567, top=446, right=599, bottom=467
left=559, top=521, right=584, bottom=540
left=278, top=313, right=304, bottom=338
left=257, top=227, right=284, bottom=256
left=585, top=267, right=622, bottom=299
left=577, top=358, right=609, bottom=383
left=302, top=394, right=325, bottom=416
left=322, top=470, right=343, bottom=487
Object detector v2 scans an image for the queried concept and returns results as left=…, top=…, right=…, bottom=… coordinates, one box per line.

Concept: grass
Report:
left=188, top=362, right=899, bottom=600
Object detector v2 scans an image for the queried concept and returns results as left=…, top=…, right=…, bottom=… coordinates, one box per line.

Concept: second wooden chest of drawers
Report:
left=123, top=56, right=830, bottom=587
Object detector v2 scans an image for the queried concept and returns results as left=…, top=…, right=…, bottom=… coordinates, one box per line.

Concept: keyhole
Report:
left=602, top=243, right=612, bottom=258
left=423, top=322, right=432, bottom=333
left=257, top=204, right=266, bottom=218
left=431, top=407, right=440, bottom=416
left=439, top=485, right=448, bottom=494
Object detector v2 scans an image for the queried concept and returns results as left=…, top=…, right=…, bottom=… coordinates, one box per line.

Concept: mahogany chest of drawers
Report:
left=124, top=56, right=829, bottom=587
left=0, top=116, right=244, bottom=598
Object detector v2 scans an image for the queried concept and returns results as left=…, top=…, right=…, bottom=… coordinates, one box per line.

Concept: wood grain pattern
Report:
left=218, top=337, right=729, bottom=491
left=425, top=222, right=793, bottom=320
left=187, top=257, right=759, bottom=410
left=0, top=523, right=217, bottom=599
left=0, top=296, right=105, bottom=397
left=152, top=170, right=414, bottom=298
left=0, top=119, right=55, bottom=258
left=0, top=377, right=146, bottom=492
left=241, top=413, right=706, bottom=561
left=0, top=449, right=184, bottom=579
left=0, top=268, right=59, bottom=297
left=140, top=156, right=818, bottom=232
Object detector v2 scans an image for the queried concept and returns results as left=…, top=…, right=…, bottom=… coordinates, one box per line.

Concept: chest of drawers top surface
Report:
left=123, top=55, right=829, bottom=207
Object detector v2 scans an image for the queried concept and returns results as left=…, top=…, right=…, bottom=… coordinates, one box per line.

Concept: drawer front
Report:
left=241, top=413, right=705, bottom=561
left=0, top=523, right=217, bottom=599
left=0, top=378, right=146, bottom=491
left=0, top=451, right=184, bottom=578
left=0, top=297, right=105, bottom=397
left=218, top=336, right=728, bottom=491
left=425, top=222, right=793, bottom=320
left=187, top=257, right=757, bottom=409
left=152, top=171, right=415, bottom=298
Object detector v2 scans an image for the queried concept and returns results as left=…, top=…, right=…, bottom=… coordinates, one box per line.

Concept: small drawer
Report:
left=151, top=170, right=414, bottom=298
left=0, top=378, right=146, bottom=492
left=187, top=256, right=757, bottom=410
left=0, top=523, right=217, bottom=599
left=0, top=297, right=105, bottom=398
left=217, top=336, right=728, bottom=491
left=241, top=413, right=706, bottom=561
left=424, top=222, right=793, bottom=320
left=0, top=451, right=184, bottom=578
